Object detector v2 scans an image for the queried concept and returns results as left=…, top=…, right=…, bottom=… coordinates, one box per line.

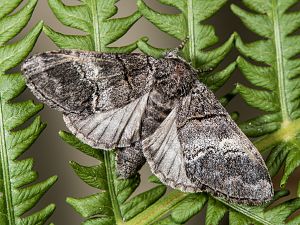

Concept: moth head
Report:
left=153, top=58, right=197, bottom=97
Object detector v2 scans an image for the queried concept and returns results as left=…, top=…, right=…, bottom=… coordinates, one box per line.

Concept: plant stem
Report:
left=255, top=118, right=300, bottom=151
left=125, top=191, right=188, bottom=225
left=271, top=0, right=290, bottom=122
left=91, top=0, right=101, bottom=52
left=217, top=198, right=272, bottom=225
left=187, top=0, right=196, bottom=66
left=0, top=91, right=14, bottom=225
left=104, top=151, right=123, bottom=224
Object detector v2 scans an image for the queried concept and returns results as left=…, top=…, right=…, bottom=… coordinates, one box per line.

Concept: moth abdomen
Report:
left=116, top=141, right=146, bottom=179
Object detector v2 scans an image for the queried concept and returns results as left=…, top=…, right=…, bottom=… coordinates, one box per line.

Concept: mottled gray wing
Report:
left=63, top=93, right=149, bottom=149
left=22, top=49, right=153, bottom=149
left=143, top=81, right=273, bottom=205
left=21, top=49, right=152, bottom=114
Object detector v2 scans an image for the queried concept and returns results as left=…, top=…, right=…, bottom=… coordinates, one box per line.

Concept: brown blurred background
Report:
left=12, top=0, right=300, bottom=224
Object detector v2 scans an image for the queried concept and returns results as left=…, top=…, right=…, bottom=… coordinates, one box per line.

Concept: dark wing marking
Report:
left=143, top=81, right=273, bottom=205
left=22, top=50, right=99, bottom=114
left=21, top=49, right=152, bottom=114
left=64, top=93, right=149, bottom=149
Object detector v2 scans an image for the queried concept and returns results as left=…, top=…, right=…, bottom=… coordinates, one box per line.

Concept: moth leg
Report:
left=116, top=141, right=146, bottom=178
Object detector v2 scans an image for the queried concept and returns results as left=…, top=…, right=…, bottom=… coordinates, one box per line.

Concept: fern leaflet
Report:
left=61, top=131, right=166, bottom=224
left=232, top=0, right=300, bottom=187
left=0, top=0, right=57, bottom=224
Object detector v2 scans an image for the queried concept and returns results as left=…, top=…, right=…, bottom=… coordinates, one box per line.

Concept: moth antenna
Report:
left=178, top=36, right=189, bottom=50
left=192, top=67, right=214, bottom=78
left=164, top=36, right=189, bottom=59
left=198, top=67, right=213, bottom=74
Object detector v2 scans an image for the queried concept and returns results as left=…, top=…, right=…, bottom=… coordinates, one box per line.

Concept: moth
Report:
left=21, top=47, right=273, bottom=205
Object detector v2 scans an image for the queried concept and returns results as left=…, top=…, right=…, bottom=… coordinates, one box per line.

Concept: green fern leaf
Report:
left=205, top=197, right=227, bottom=225
left=224, top=190, right=296, bottom=225
left=44, top=0, right=142, bottom=52
left=170, top=194, right=207, bottom=224
left=0, top=0, right=36, bottom=46
left=171, top=190, right=297, bottom=225
left=232, top=0, right=300, bottom=187
left=61, top=131, right=166, bottom=224
left=140, top=191, right=300, bottom=225
left=0, top=1, right=57, bottom=224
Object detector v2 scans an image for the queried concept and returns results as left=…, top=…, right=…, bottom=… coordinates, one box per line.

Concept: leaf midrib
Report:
left=187, top=0, right=196, bottom=66
left=217, top=198, right=272, bottom=225
left=0, top=92, right=14, bottom=225
left=89, top=1, right=123, bottom=223
left=125, top=191, right=188, bottom=225
left=255, top=117, right=300, bottom=151
left=272, top=0, right=290, bottom=123
left=90, top=0, right=101, bottom=52
left=104, top=151, right=123, bottom=224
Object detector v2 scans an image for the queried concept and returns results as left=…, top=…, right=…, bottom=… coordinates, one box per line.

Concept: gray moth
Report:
left=21, top=47, right=273, bottom=205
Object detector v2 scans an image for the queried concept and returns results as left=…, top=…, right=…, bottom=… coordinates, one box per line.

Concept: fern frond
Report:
left=223, top=190, right=298, bottom=225
left=232, top=0, right=300, bottom=187
left=60, top=132, right=166, bottom=224
left=44, top=0, right=142, bottom=52
left=0, top=1, right=57, bottom=224
left=125, top=189, right=300, bottom=225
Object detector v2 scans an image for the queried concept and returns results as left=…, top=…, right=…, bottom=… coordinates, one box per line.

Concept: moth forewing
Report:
left=143, top=80, right=273, bottom=205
